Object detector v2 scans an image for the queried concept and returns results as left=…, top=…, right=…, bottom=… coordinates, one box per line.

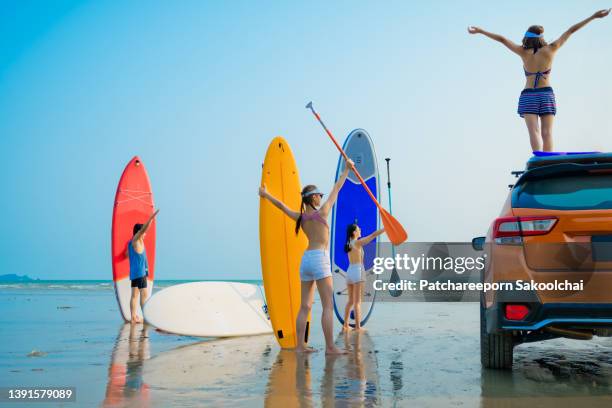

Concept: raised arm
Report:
left=468, top=26, right=523, bottom=55
left=259, top=185, right=300, bottom=220
left=320, top=159, right=354, bottom=214
left=133, top=209, right=159, bottom=243
left=551, top=9, right=610, bottom=50
left=356, top=228, right=385, bottom=247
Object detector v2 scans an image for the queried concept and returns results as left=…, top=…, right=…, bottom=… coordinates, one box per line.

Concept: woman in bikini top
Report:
left=259, top=158, right=354, bottom=355
left=468, top=9, right=610, bottom=152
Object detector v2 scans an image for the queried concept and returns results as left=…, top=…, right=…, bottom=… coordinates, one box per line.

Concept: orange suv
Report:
left=473, top=152, right=612, bottom=369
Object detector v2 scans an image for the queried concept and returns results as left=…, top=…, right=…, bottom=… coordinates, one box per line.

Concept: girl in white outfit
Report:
left=343, top=223, right=385, bottom=331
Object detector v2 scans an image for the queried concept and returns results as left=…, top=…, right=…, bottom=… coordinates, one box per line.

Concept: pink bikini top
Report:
left=301, top=210, right=328, bottom=228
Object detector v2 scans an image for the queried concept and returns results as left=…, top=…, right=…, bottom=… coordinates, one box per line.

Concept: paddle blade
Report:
left=380, top=208, right=407, bottom=245
left=388, top=267, right=403, bottom=297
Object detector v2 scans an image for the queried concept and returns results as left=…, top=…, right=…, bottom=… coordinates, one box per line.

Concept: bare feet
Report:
left=325, top=347, right=349, bottom=355
left=130, top=316, right=142, bottom=324
left=295, top=346, right=317, bottom=353
left=341, top=325, right=352, bottom=333
left=354, top=326, right=366, bottom=332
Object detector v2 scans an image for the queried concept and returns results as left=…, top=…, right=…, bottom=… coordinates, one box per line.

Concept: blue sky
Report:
left=1, top=0, right=611, bottom=279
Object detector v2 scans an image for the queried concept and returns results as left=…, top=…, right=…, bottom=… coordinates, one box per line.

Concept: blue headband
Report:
left=524, top=31, right=542, bottom=38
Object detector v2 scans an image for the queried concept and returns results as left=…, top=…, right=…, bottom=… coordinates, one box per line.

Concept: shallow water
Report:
left=1, top=285, right=612, bottom=407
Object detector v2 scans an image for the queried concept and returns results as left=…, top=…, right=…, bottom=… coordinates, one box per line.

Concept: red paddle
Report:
left=306, top=102, right=408, bottom=245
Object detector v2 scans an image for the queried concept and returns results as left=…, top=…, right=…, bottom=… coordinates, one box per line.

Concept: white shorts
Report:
left=300, top=250, right=332, bottom=281
left=346, top=263, right=364, bottom=284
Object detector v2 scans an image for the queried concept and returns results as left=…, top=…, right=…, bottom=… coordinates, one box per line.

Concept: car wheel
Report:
left=480, top=298, right=514, bottom=369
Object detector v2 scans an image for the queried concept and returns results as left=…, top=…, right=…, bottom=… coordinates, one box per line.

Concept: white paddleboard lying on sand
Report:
left=143, top=281, right=272, bottom=337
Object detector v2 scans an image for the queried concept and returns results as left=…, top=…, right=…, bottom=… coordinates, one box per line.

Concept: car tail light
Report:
left=505, top=304, right=530, bottom=321
left=493, top=216, right=557, bottom=244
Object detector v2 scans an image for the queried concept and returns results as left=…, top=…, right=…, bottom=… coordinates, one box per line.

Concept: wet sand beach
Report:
left=2, top=283, right=612, bottom=407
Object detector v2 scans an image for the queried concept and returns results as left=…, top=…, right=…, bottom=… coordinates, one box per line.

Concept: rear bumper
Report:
left=485, top=288, right=612, bottom=333
left=499, top=303, right=612, bottom=330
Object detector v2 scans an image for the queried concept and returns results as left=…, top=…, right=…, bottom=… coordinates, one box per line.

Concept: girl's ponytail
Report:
left=344, top=238, right=352, bottom=253
left=295, top=199, right=304, bottom=235
left=344, top=223, right=358, bottom=253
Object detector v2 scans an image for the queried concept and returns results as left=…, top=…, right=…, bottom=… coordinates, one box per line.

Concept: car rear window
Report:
left=514, top=174, right=612, bottom=210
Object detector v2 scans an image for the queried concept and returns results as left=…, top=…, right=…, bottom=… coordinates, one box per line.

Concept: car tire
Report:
left=480, top=299, right=514, bottom=369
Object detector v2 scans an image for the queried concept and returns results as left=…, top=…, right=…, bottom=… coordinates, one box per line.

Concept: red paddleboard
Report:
left=111, top=156, right=156, bottom=322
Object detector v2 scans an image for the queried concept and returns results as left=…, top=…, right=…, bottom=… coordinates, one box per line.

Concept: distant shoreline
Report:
left=0, top=274, right=38, bottom=282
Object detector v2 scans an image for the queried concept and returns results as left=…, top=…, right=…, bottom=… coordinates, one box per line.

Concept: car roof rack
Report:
left=515, top=162, right=612, bottom=187
left=526, top=152, right=612, bottom=170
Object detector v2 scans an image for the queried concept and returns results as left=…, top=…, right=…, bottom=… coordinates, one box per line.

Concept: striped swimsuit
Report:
left=517, top=67, right=556, bottom=117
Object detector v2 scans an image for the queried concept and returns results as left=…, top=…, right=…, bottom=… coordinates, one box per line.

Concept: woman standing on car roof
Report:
left=468, top=9, right=610, bottom=152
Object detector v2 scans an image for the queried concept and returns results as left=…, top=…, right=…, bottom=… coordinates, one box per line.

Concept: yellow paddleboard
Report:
left=259, top=137, right=309, bottom=348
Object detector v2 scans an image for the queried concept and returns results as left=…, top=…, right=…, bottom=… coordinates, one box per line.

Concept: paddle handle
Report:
left=385, top=158, right=391, bottom=189
left=385, top=158, right=392, bottom=215
left=306, top=103, right=383, bottom=211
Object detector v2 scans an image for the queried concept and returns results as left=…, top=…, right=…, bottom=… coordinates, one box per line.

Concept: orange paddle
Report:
left=306, top=102, right=408, bottom=245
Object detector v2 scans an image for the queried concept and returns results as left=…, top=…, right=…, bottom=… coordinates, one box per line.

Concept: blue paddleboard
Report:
left=532, top=151, right=599, bottom=157
left=330, top=129, right=379, bottom=327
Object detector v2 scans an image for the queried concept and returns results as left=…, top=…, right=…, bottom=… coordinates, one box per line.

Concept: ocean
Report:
left=2, top=281, right=612, bottom=407
left=0, top=279, right=263, bottom=291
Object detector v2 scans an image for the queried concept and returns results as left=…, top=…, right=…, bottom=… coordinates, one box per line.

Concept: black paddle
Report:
left=386, top=158, right=402, bottom=297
